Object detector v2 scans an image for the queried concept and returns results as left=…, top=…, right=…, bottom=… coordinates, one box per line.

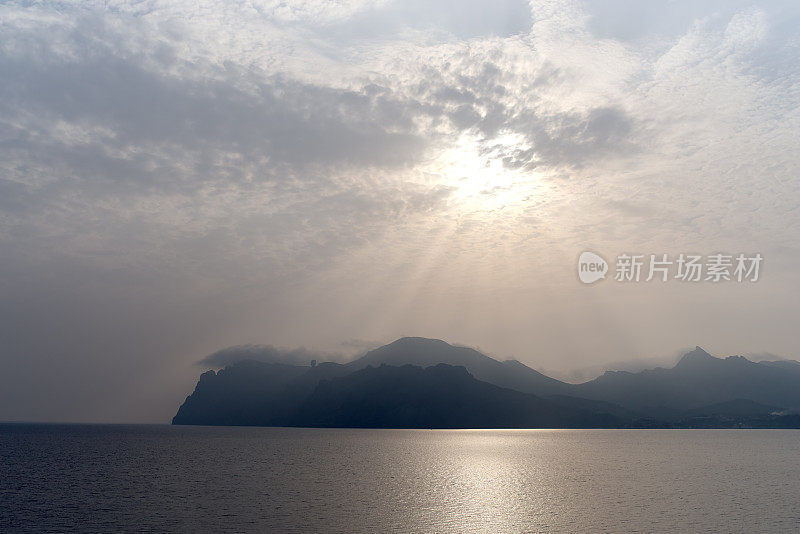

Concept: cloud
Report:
left=0, top=44, right=431, bottom=190
left=197, top=344, right=344, bottom=368
left=1, top=0, right=799, bottom=423
left=318, top=0, right=532, bottom=42
left=0, top=0, right=647, bottom=290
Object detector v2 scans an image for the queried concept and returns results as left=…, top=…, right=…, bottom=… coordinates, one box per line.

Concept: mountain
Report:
left=348, top=337, right=569, bottom=397
left=573, top=347, right=800, bottom=412
left=172, top=360, right=349, bottom=426
left=683, top=399, right=780, bottom=418
left=175, top=362, right=625, bottom=429
left=173, top=338, right=800, bottom=428
left=295, top=364, right=623, bottom=428
left=349, top=339, right=800, bottom=414
left=757, top=359, right=800, bottom=374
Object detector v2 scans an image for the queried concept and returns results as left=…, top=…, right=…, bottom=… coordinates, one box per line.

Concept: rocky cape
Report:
left=173, top=337, right=800, bottom=429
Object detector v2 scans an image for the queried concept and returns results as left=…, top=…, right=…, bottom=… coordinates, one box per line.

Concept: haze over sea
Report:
left=2, top=424, right=798, bottom=533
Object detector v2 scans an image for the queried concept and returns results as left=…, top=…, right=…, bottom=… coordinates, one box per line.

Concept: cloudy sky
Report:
left=1, top=0, right=799, bottom=422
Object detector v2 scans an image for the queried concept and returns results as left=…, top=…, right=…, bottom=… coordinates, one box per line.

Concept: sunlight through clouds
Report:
left=1, top=0, right=799, bottom=421
left=428, top=132, right=541, bottom=213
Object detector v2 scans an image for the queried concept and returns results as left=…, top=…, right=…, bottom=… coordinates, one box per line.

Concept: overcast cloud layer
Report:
left=1, top=0, right=799, bottom=422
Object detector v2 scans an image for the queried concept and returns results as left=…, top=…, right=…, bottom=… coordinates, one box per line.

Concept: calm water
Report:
left=1, top=425, right=799, bottom=533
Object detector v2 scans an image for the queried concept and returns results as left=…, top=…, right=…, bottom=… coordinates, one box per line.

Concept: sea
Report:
left=1, top=424, right=799, bottom=533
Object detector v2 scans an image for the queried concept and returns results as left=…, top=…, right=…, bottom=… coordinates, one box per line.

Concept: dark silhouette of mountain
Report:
left=172, top=360, right=349, bottom=426
left=757, top=359, right=800, bottom=374
left=544, top=394, right=644, bottom=420
left=683, top=399, right=780, bottom=418
left=173, top=338, right=800, bottom=428
left=572, top=347, right=800, bottom=412
left=173, top=359, right=623, bottom=428
left=348, top=337, right=569, bottom=396
left=293, top=364, right=623, bottom=428
left=348, top=339, right=800, bottom=414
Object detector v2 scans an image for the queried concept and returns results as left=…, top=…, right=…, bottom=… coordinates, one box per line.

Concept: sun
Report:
left=428, top=132, right=541, bottom=213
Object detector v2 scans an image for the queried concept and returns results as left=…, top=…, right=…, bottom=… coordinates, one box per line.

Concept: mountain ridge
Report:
left=346, top=336, right=570, bottom=397
left=173, top=337, right=800, bottom=428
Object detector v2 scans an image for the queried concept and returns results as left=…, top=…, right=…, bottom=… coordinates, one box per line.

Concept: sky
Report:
left=1, top=0, right=799, bottom=423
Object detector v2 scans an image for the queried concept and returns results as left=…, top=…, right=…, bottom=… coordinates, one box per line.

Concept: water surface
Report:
left=2, top=425, right=798, bottom=532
